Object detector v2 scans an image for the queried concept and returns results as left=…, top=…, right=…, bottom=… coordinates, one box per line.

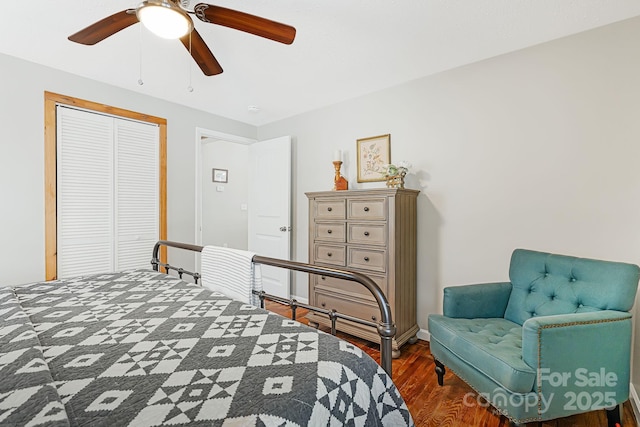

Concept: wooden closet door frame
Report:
left=44, top=91, right=167, bottom=280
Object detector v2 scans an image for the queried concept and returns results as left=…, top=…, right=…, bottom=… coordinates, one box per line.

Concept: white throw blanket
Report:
left=200, top=245, right=263, bottom=306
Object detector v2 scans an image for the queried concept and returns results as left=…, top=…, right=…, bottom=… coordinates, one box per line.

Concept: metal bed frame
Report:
left=151, top=240, right=396, bottom=376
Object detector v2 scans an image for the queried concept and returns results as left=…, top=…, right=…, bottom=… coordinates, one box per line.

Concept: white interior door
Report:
left=248, top=136, right=292, bottom=298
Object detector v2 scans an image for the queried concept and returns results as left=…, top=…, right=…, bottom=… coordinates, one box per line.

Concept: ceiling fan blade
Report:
left=180, top=29, right=223, bottom=76
left=68, top=10, right=138, bottom=45
left=194, top=4, right=296, bottom=45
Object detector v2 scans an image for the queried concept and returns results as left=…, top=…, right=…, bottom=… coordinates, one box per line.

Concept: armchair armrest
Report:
left=443, top=282, right=512, bottom=318
left=522, top=310, right=632, bottom=419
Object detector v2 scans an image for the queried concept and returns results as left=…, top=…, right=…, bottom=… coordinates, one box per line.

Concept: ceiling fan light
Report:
left=137, top=1, right=193, bottom=39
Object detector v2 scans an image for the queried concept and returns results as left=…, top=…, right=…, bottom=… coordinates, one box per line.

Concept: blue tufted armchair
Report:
left=428, top=249, right=639, bottom=426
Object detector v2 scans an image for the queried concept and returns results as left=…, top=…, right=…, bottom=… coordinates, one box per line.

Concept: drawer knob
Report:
left=372, top=315, right=377, bottom=321
left=327, top=229, right=332, bottom=234
left=364, top=231, right=370, bottom=236
left=364, top=206, right=370, bottom=212
left=321, top=276, right=326, bottom=280
left=327, top=207, right=333, bottom=212
left=364, top=256, right=370, bottom=262
left=327, top=252, right=332, bottom=257
left=321, top=302, right=326, bottom=308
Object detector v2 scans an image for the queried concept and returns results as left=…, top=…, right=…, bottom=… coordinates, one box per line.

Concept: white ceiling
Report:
left=2, top=1, right=640, bottom=126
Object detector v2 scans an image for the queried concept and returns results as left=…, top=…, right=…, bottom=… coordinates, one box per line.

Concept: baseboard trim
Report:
left=417, top=328, right=430, bottom=342
left=630, top=382, right=640, bottom=427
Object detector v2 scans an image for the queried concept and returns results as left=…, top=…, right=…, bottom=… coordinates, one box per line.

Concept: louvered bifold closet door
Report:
left=115, top=119, right=159, bottom=270
left=57, top=106, right=114, bottom=277
left=56, top=105, right=159, bottom=278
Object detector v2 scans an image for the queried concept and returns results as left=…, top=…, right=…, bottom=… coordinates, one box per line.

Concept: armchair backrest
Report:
left=504, top=249, right=639, bottom=325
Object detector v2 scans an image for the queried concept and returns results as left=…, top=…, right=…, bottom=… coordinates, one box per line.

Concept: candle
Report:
left=333, top=150, right=342, bottom=161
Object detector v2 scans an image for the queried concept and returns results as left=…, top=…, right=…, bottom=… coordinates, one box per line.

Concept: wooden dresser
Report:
left=305, top=188, right=419, bottom=357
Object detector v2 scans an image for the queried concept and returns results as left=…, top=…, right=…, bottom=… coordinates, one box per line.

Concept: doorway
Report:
left=195, top=128, right=255, bottom=248
left=200, top=138, right=250, bottom=249
left=194, top=128, right=292, bottom=298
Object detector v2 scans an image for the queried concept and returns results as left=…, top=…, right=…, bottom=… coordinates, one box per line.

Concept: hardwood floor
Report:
left=266, top=301, right=638, bottom=427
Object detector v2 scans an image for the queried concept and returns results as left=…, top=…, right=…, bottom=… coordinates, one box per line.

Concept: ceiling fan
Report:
left=68, top=0, right=296, bottom=76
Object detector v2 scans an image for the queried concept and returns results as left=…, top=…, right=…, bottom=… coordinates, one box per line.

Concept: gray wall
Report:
left=0, top=53, right=256, bottom=285
left=258, top=17, right=640, bottom=399
left=201, top=138, right=249, bottom=250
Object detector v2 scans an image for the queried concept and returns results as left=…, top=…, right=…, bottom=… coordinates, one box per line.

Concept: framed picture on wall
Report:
left=356, top=134, right=390, bottom=182
left=212, top=168, right=228, bottom=183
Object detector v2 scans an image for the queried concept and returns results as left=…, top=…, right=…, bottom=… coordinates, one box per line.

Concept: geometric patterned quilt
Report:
left=2, top=270, right=414, bottom=426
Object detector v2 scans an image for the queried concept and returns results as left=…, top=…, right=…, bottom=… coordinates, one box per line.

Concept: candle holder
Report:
left=333, top=161, right=348, bottom=191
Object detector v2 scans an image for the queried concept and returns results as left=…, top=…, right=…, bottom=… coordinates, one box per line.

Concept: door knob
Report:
left=279, top=226, right=290, bottom=232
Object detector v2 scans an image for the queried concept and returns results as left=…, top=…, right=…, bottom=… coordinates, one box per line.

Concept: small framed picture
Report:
left=212, top=168, right=228, bottom=183
left=357, top=134, right=390, bottom=182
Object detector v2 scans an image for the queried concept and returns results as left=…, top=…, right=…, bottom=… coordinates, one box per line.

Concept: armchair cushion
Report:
left=428, top=315, right=535, bottom=393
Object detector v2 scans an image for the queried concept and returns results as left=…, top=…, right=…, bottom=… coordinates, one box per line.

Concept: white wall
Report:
left=0, top=53, right=256, bottom=286
left=258, top=16, right=640, bottom=396
left=201, top=139, right=249, bottom=250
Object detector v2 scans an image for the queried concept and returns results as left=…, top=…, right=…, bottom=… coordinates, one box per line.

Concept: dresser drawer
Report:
left=313, top=244, right=346, bottom=266
left=347, top=223, right=386, bottom=246
left=314, top=199, right=346, bottom=220
left=348, top=247, right=386, bottom=273
left=347, top=198, right=387, bottom=220
left=314, top=222, right=345, bottom=242
left=315, top=291, right=381, bottom=323
left=314, top=273, right=387, bottom=300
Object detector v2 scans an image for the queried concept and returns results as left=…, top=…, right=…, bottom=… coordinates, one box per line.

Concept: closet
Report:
left=56, top=105, right=159, bottom=277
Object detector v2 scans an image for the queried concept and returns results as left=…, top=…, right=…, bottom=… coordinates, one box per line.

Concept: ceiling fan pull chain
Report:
left=187, top=31, right=194, bottom=92
left=138, top=25, right=144, bottom=86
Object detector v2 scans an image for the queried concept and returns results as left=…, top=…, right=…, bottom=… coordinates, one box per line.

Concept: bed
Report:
left=0, top=241, right=413, bottom=426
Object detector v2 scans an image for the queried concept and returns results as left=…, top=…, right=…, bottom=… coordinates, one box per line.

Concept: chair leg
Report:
left=434, top=359, right=446, bottom=386
left=605, top=404, right=622, bottom=427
